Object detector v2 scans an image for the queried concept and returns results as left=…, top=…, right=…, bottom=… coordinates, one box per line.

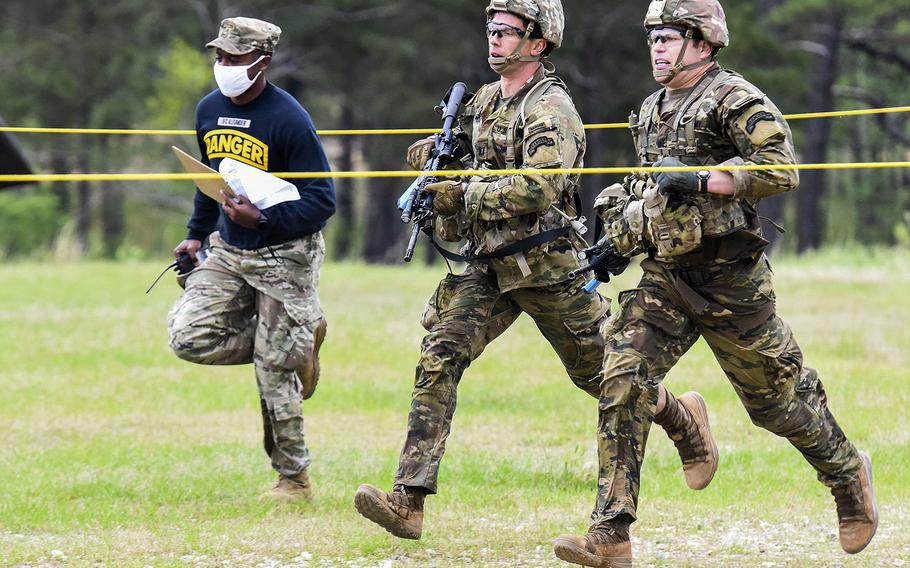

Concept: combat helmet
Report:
left=644, top=0, right=728, bottom=81
left=644, top=0, right=728, bottom=47
left=486, top=0, right=565, bottom=72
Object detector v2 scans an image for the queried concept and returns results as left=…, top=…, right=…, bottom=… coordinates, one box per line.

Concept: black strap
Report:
left=759, top=215, right=786, bottom=234
left=431, top=226, right=570, bottom=263
left=592, top=215, right=604, bottom=246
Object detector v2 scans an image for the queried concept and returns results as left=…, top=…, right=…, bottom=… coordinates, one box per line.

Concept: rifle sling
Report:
left=431, top=226, right=570, bottom=263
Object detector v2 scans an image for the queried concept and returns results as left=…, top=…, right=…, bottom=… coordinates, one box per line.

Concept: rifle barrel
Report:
left=403, top=222, right=422, bottom=262
left=568, top=262, right=596, bottom=280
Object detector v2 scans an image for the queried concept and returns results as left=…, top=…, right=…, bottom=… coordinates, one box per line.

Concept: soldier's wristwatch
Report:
left=696, top=170, right=711, bottom=193
left=256, top=211, right=269, bottom=230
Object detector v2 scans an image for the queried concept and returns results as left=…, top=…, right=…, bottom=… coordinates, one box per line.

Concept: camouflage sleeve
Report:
left=719, top=89, right=799, bottom=200
left=463, top=89, right=584, bottom=224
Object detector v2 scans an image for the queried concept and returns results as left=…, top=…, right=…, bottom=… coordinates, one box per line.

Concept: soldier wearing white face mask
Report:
left=168, top=17, right=335, bottom=501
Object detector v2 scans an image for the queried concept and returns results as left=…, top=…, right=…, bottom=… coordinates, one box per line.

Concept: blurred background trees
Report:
left=1, top=0, right=909, bottom=260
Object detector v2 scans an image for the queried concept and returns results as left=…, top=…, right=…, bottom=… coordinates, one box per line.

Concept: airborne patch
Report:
left=203, top=129, right=269, bottom=169
left=528, top=136, right=556, bottom=158
left=745, top=111, right=776, bottom=135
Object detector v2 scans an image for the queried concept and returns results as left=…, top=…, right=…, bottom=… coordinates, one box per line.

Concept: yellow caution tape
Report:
left=0, top=127, right=196, bottom=136
left=1, top=106, right=909, bottom=137
left=3, top=161, right=910, bottom=184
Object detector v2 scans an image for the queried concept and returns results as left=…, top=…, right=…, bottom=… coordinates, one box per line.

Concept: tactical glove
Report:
left=652, top=156, right=699, bottom=194
left=592, top=249, right=631, bottom=283
left=406, top=137, right=435, bottom=171
left=424, top=180, right=465, bottom=216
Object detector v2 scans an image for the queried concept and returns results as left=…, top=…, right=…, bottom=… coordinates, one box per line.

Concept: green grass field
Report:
left=1, top=250, right=908, bottom=567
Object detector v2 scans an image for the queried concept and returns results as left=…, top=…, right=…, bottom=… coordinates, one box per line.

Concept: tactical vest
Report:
left=629, top=68, right=758, bottom=238
left=456, top=74, right=585, bottom=275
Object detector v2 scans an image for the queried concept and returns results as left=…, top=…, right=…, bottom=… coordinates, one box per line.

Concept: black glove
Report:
left=652, top=156, right=699, bottom=194
left=591, top=248, right=631, bottom=283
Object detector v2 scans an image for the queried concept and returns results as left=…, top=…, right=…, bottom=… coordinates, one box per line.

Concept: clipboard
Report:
left=171, top=146, right=237, bottom=201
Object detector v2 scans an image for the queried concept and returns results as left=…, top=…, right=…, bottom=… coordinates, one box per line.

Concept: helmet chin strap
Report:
left=489, top=21, right=542, bottom=74
left=653, top=28, right=715, bottom=83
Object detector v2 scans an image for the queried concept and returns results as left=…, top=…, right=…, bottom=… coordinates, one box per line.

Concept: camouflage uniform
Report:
left=168, top=231, right=325, bottom=477
left=394, top=60, right=620, bottom=493
left=591, top=65, right=862, bottom=523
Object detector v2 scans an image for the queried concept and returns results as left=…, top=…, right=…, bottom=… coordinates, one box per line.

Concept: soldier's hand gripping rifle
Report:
left=568, top=236, right=631, bottom=293
left=400, top=81, right=468, bottom=262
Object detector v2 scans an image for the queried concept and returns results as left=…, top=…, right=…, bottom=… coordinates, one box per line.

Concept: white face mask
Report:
left=213, top=55, right=266, bottom=98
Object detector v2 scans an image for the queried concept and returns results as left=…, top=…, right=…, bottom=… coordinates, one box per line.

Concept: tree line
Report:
left=1, top=0, right=909, bottom=261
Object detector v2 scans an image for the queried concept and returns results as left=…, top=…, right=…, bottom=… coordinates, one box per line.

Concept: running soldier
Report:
left=554, top=2, right=877, bottom=566
left=168, top=17, right=335, bottom=501
left=354, top=0, right=717, bottom=541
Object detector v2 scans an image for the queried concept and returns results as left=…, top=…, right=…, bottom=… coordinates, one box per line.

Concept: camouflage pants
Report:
left=167, top=232, right=326, bottom=477
left=395, top=266, right=610, bottom=494
left=593, top=255, right=862, bottom=524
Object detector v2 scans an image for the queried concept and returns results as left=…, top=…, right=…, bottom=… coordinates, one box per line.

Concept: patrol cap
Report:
left=206, top=17, right=282, bottom=55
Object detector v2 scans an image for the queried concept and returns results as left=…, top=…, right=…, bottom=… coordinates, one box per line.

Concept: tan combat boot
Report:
left=832, top=452, right=878, bottom=554
left=554, top=520, right=632, bottom=568
left=259, top=470, right=313, bottom=502
left=297, top=319, right=327, bottom=400
left=353, top=484, right=424, bottom=540
left=655, top=390, right=718, bottom=490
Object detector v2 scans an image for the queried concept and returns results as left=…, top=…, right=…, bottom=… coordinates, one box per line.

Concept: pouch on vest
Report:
left=641, top=184, right=703, bottom=258
left=648, top=204, right=703, bottom=258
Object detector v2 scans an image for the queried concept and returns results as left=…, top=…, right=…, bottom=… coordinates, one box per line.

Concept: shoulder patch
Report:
left=528, top=136, right=557, bottom=158
left=733, top=105, right=787, bottom=147
left=745, top=111, right=775, bottom=134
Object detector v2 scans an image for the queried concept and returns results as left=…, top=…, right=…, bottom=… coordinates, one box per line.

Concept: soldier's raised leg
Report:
left=515, top=277, right=718, bottom=491
left=167, top=248, right=257, bottom=365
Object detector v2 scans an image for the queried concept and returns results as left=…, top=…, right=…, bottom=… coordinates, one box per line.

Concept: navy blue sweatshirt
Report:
left=186, top=83, right=336, bottom=250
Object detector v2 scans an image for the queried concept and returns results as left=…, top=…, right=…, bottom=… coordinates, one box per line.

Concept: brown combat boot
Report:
left=832, top=452, right=878, bottom=554
left=353, top=483, right=425, bottom=540
left=554, top=520, right=632, bottom=568
left=259, top=470, right=314, bottom=502
left=654, top=390, right=718, bottom=490
left=297, top=319, right=327, bottom=400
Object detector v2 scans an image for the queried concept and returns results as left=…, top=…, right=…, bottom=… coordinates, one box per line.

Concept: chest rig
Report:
left=467, top=74, right=565, bottom=169
left=454, top=75, right=585, bottom=278
left=629, top=68, right=753, bottom=238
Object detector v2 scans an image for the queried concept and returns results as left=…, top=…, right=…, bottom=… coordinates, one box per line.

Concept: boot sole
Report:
left=843, top=452, right=878, bottom=554
left=553, top=537, right=632, bottom=568
left=353, top=485, right=421, bottom=540
left=299, top=319, right=327, bottom=400
left=680, top=391, right=718, bottom=490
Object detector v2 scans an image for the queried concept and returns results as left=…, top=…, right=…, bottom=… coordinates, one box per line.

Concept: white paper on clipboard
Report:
left=218, top=157, right=300, bottom=210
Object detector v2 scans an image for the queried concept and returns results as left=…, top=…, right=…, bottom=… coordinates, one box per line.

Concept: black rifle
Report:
left=568, top=236, right=630, bottom=292
left=401, top=81, right=468, bottom=262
